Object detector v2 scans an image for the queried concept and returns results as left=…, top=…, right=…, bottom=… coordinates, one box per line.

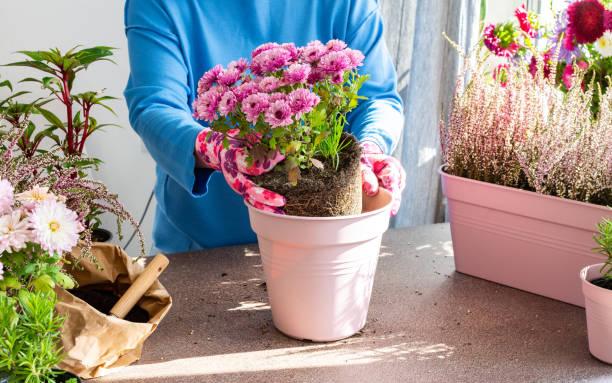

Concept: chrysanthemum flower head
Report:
left=265, top=100, right=293, bottom=127
left=567, top=0, right=605, bottom=44
left=0, top=209, right=31, bottom=253
left=515, top=4, right=537, bottom=38
left=30, top=198, right=80, bottom=255
left=595, top=30, right=612, bottom=57
left=16, top=185, right=55, bottom=210
left=483, top=23, right=520, bottom=58
left=0, top=179, right=13, bottom=215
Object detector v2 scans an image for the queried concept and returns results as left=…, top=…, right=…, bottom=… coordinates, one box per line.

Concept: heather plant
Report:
left=193, top=40, right=368, bottom=184
left=440, top=47, right=612, bottom=206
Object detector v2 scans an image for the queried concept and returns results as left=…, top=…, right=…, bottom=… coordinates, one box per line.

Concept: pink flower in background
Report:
left=493, top=64, right=509, bottom=87
left=269, top=92, right=288, bottom=103
left=193, top=88, right=223, bottom=122
left=515, top=4, right=536, bottom=37
left=228, top=58, right=249, bottom=73
left=318, top=51, right=352, bottom=74
left=0, top=209, right=31, bottom=253
left=326, top=39, right=347, bottom=52
left=567, top=0, right=605, bottom=44
left=346, top=49, right=365, bottom=69
left=301, top=40, right=326, bottom=63
left=563, top=60, right=588, bottom=89
left=258, top=76, right=280, bottom=92
left=265, top=100, right=293, bottom=127
left=242, top=93, right=270, bottom=123
left=217, top=68, right=242, bottom=86
left=289, top=88, right=319, bottom=118
left=0, top=179, right=13, bottom=215
left=307, top=68, right=326, bottom=86
left=198, top=64, right=223, bottom=93
left=30, top=199, right=80, bottom=254
left=251, top=47, right=292, bottom=75
left=218, top=91, right=237, bottom=116
left=529, top=50, right=552, bottom=78
left=282, top=63, right=311, bottom=85
left=16, top=185, right=55, bottom=210
left=251, top=42, right=280, bottom=59
left=232, top=81, right=259, bottom=102
left=280, top=43, right=299, bottom=61
left=483, top=24, right=519, bottom=58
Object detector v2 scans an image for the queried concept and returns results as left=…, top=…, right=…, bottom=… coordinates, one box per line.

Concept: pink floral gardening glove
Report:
left=360, top=141, right=406, bottom=216
left=195, top=128, right=286, bottom=214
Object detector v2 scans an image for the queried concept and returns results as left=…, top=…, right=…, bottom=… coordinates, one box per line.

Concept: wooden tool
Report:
left=110, top=254, right=169, bottom=319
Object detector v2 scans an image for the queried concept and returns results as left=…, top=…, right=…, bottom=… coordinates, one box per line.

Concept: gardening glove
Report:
left=360, top=141, right=406, bottom=216
left=195, top=128, right=286, bottom=214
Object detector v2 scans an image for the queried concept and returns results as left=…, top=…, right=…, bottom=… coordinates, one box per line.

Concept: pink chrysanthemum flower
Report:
left=567, top=0, right=605, bottom=44
left=269, top=92, right=288, bottom=103
left=193, top=88, right=223, bottom=122
left=529, top=50, right=553, bottom=78
left=563, top=60, right=588, bottom=89
left=282, top=63, right=311, bottom=85
left=326, top=39, right=347, bottom=52
left=346, top=49, right=365, bottom=69
left=483, top=24, right=519, bottom=58
left=0, top=209, right=31, bottom=253
left=515, top=4, right=536, bottom=38
left=197, top=64, right=223, bottom=93
left=16, top=185, right=56, bottom=210
left=251, top=42, right=280, bottom=59
left=301, top=40, right=327, bottom=63
left=289, top=88, right=320, bottom=118
left=242, top=93, right=270, bottom=123
left=265, top=100, right=293, bottom=127
left=251, top=47, right=292, bottom=75
left=228, top=58, right=249, bottom=73
left=218, top=91, right=237, bottom=116
left=258, top=76, right=280, bottom=92
left=307, top=68, right=326, bottom=86
left=232, top=81, right=259, bottom=102
left=318, top=51, right=352, bottom=74
left=30, top=199, right=80, bottom=255
left=330, top=71, right=345, bottom=84
left=217, top=68, right=242, bottom=86
left=0, top=179, right=13, bottom=215
left=280, top=43, right=299, bottom=61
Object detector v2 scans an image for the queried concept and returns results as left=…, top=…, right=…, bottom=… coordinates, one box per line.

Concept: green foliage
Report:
left=594, top=216, right=612, bottom=281
left=0, top=290, right=66, bottom=383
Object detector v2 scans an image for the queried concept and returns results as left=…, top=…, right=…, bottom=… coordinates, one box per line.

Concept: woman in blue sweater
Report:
left=124, top=0, right=405, bottom=253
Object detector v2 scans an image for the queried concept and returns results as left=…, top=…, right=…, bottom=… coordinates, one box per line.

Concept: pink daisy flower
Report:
left=258, top=76, right=280, bottom=92
left=197, top=64, right=223, bottom=93
left=228, top=58, right=249, bottom=73
left=0, top=209, right=31, bottom=253
left=0, top=179, right=13, bottom=215
left=218, top=91, right=237, bottom=116
left=242, top=93, right=270, bottom=123
left=217, top=68, right=242, bottom=86
left=563, top=60, right=588, bottom=89
left=251, top=47, right=292, bottom=75
left=282, top=63, right=311, bottom=85
left=265, top=100, right=294, bottom=127
left=318, top=51, right=352, bottom=74
left=269, top=92, right=288, bottom=103
left=251, top=42, right=280, bottom=59
left=346, top=49, right=365, bottom=69
left=289, top=88, right=319, bottom=118
left=326, top=39, right=347, bottom=52
left=232, top=81, right=259, bottom=102
left=301, top=40, right=327, bottom=63
left=30, top=199, right=80, bottom=255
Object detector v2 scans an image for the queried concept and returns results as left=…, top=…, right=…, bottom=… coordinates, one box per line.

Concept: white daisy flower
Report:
left=30, top=199, right=79, bottom=254
left=0, top=209, right=31, bottom=253
left=0, top=179, right=14, bottom=215
left=595, top=31, right=612, bottom=58
left=16, top=185, right=56, bottom=210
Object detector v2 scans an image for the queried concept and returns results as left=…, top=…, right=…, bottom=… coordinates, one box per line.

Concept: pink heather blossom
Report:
left=232, top=81, right=259, bottom=102
left=326, top=39, right=348, bottom=52
left=217, top=68, right=242, bottom=86
left=318, top=51, right=352, bottom=74
left=282, top=63, right=311, bottom=85
left=218, top=91, right=237, bottom=116
left=346, top=49, right=365, bottom=69
left=228, top=58, right=249, bottom=73
left=493, top=64, right=509, bottom=87
left=258, top=76, right=280, bottom=92
left=301, top=40, right=327, bottom=63
left=265, top=100, right=294, bottom=127
left=242, top=93, right=270, bottom=123
left=515, top=4, right=536, bottom=38
left=251, top=42, right=280, bottom=59
left=30, top=199, right=80, bottom=255
left=0, top=209, right=31, bottom=253
left=0, top=179, right=13, bottom=215
left=197, top=64, right=223, bottom=93
left=250, top=47, right=292, bottom=75
left=289, top=88, right=320, bottom=118
left=563, top=60, right=588, bottom=89
left=269, top=92, right=288, bottom=103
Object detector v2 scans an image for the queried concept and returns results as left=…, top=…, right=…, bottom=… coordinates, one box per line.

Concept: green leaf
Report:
left=31, top=275, right=55, bottom=292
left=0, top=277, right=21, bottom=290
left=55, top=272, right=75, bottom=290
left=0, top=79, right=13, bottom=91
left=4, top=60, right=56, bottom=75
left=37, top=107, right=64, bottom=128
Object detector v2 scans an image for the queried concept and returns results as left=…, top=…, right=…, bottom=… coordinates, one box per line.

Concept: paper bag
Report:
left=54, top=243, right=172, bottom=379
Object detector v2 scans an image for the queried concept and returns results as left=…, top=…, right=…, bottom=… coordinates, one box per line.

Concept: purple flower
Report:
left=282, top=63, right=311, bottom=85
left=232, top=81, right=259, bottom=102
left=258, top=76, right=280, bottom=92
left=218, top=91, right=237, bottom=116
left=197, top=64, right=223, bottom=93
left=551, top=9, right=584, bottom=63
left=242, top=93, right=270, bottom=123
left=318, top=51, right=352, bottom=75
left=265, top=100, right=294, bottom=127
left=289, top=88, right=319, bottom=118
left=217, top=68, right=242, bottom=86
left=326, top=39, right=347, bottom=52
left=301, top=40, right=326, bottom=63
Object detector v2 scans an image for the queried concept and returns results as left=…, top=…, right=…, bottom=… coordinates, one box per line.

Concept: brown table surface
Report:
left=93, top=224, right=612, bottom=383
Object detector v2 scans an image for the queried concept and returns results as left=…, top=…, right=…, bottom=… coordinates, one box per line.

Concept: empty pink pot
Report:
left=581, top=263, right=612, bottom=363
left=246, top=189, right=392, bottom=342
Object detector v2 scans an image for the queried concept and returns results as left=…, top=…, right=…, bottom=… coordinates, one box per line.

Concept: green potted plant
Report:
left=581, top=215, right=612, bottom=363
left=439, top=2, right=611, bottom=307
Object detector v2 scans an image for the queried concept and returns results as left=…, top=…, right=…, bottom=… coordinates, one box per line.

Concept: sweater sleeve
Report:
left=345, top=0, right=404, bottom=155
left=123, top=0, right=213, bottom=196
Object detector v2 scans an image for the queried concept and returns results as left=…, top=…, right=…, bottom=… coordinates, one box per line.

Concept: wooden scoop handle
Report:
left=110, top=254, right=169, bottom=319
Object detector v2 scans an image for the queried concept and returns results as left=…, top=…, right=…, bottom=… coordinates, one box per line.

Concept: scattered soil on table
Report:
left=254, top=132, right=362, bottom=217
left=68, top=287, right=150, bottom=323
left=591, top=278, right=612, bottom=290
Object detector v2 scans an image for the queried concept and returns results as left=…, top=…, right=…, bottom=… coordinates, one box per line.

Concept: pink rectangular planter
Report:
left=440, top=167, right=610, bottom=307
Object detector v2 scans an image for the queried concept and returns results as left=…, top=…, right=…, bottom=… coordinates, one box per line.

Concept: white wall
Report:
left=0, top=1, right=156, bottom=256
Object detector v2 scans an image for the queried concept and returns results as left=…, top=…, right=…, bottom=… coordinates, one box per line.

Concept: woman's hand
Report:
left=195, top=128, right=286, bottom=214
left=360, top=141, right=406, bottom=216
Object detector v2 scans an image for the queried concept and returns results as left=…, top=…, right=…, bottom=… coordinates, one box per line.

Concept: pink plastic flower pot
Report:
left=581, top=263, right=612, bottom=363
left=246, top=188, right=392, bottom=342
left=440, top=166, right=609, bottom=307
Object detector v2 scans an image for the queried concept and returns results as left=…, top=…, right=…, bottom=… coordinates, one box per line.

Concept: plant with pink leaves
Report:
left=193, top=40, right=368, bottom=184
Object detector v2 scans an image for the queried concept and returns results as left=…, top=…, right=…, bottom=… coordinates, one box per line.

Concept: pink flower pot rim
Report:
left=581, top=263, right=611, bottom=286
left=245, top=188, right=392, bottom=221
left=438, top=164, right=611, bottom=210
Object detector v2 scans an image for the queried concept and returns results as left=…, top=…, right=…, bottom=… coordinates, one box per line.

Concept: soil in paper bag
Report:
left=68, top=287, right=150, bottom=323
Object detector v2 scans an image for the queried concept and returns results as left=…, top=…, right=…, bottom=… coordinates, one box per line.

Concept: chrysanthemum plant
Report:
left=193, top=40, right=369, bottom=184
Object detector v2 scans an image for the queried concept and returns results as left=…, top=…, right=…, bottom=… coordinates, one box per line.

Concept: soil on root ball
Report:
left=591, top=278, right=612, bottom=290
left=68, top=286, right=150, bottom=323
left=254, top=132, right=362, bottom=217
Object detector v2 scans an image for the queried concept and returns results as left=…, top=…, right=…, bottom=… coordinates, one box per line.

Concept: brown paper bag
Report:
left=54, top=243, right=172, bottom=379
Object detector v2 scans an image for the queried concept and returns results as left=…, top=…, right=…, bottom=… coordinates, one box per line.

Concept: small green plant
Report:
left=594, top=216, right=612, bottom=280
left=0, top=290, right=66, bottom=383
